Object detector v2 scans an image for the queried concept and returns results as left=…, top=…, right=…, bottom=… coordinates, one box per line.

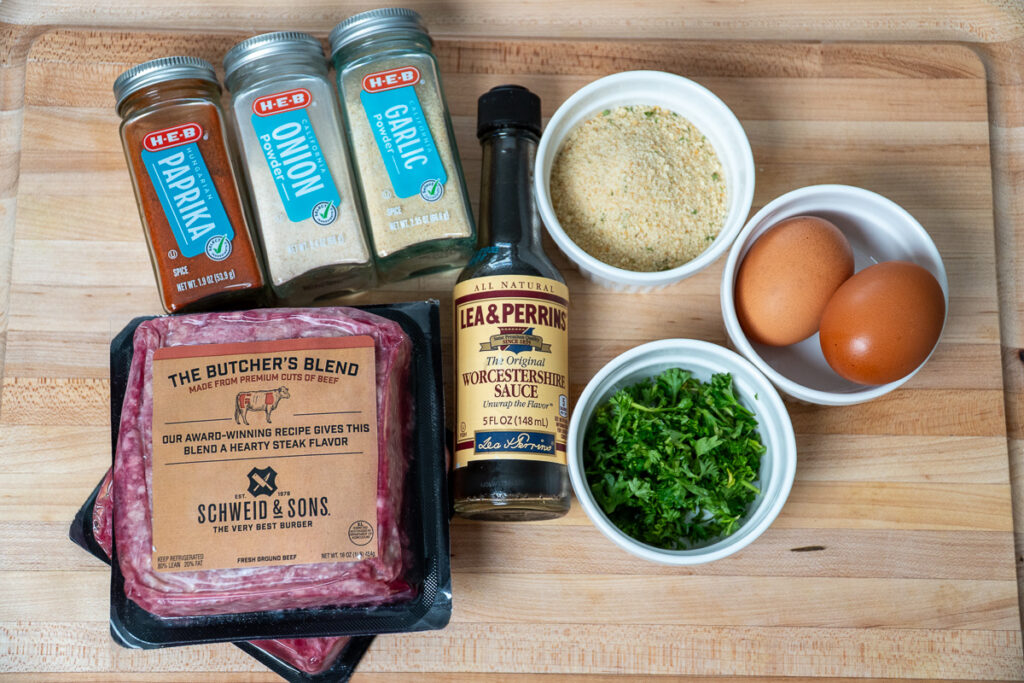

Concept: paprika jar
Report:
left=224, top=32, right=376, bottom=302
left=330, top=8, right=476, bottom=283
left=114, top=56, right=266, bottom=313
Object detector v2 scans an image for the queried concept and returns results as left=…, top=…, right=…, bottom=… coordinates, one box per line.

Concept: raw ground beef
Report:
left=93, top=469, right=352, bottom=674
left=113, top=308, right=414, bottom=617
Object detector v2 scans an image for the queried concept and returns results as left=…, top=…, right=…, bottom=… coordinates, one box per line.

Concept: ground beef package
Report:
left=96, top=303, right=450, bottom=647
left=70, top=471, right=375, bottom=682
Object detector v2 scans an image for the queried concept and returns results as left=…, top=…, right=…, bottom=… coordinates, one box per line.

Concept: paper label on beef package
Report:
left=149, top=336, right=379, bottom=573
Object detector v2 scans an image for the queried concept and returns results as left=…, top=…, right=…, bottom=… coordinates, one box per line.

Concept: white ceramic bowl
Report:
left=534, top=70, right=755, bottom=292
left=567, top=339, right=796, bottom=565
left=720, top=185, right=949, bottom=406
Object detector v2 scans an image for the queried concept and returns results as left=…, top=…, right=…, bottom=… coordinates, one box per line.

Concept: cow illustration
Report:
left=234, top=387, right=290, bottom=425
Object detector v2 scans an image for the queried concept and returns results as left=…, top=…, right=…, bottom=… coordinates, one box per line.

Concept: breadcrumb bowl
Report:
left=535, top=71, right=755, bottom=292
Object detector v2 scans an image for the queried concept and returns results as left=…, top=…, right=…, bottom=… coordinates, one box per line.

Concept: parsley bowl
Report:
left=567, top=339, right=796, bottom=565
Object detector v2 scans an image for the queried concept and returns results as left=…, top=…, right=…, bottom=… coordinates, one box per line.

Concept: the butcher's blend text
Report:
left=150, top=336, right=380, bottom=573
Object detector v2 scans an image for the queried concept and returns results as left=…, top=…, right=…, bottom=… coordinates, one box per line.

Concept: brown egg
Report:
left=819, top=261, right=945, bottom=385
left=734, top=216, right=854, bottom=346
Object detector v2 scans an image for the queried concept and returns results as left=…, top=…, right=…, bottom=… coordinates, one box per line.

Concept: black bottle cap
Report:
left=477, top=84, right=541, bottom=139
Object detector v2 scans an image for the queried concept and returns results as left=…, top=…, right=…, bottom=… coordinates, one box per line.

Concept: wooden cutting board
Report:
left=2, top=17, right=1023, bottom=683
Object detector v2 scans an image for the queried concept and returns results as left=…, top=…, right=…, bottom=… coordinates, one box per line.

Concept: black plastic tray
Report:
left=105, top=302, right=451, bottom=646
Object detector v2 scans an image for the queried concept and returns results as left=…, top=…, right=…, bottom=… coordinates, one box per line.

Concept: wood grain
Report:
left=2, top=0, right=1023, bottom=43
left=2, top=570, right=1017, bottom=630
left=3, top=678, right=1017, bottom=683
left=13, top=520, right=1019, bottom=580
left=3, top=677, right=1023, bottom=683
left=1, top=2, right=1024, bottom=681
left=1, top=622, right=1021, bottom=679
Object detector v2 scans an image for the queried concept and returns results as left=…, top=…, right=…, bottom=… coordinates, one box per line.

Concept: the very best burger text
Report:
left=166, top=354, right=359, bottom=391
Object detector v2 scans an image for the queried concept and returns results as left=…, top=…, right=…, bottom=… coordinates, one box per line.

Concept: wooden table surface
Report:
left=3, top=1, right=1024, bottom=681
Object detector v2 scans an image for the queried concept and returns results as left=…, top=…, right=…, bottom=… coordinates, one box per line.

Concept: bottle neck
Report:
left=479, top=128, right=541, bottom=251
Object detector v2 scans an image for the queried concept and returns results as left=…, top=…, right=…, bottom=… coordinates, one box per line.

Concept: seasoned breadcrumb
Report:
left=550, top=105, right=727, bottom=271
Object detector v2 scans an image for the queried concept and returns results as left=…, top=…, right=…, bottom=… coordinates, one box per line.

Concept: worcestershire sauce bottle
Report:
left=452, top=85, right=571, bottom=521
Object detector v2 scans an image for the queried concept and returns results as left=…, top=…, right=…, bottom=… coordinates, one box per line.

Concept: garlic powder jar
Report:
left=330, top=8, right=476, bottom=283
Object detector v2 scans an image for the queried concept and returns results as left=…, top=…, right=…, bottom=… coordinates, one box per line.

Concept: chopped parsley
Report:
left=584, top=368, right=765, bottom=549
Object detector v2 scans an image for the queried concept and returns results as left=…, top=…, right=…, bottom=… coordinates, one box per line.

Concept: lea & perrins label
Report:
left=149, top=336, right=379, bottom=573
left=454, top=275, right=569, bottom=467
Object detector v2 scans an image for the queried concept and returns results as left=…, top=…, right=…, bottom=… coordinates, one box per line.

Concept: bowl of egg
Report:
left=720, top=185, right=948, bottom=405
left=534, top=70, right=755, bottom=292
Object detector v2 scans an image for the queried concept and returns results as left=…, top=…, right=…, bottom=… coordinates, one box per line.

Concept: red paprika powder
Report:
left=114, top=56, right=265, bottom=313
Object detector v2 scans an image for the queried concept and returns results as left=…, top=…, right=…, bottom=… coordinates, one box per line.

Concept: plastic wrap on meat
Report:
left=93, top=470, right=114, bottom=554
left=91, top=468, right=353, bottom=674
left=112, top=308, right=414, bottom=616
left=248, top=636, right=352, bottom=675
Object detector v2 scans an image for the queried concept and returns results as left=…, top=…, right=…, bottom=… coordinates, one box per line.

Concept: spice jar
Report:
left=224, top=32, right=376, bottom=302
left=330, top=8, right=476, bottom=283
left=114, top=56, right=266, bottom=313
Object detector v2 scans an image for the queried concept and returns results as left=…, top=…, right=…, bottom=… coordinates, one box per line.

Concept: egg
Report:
left=734, top=216, right=854, bottom=346
left=819, top=260, right=945, bottom=385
